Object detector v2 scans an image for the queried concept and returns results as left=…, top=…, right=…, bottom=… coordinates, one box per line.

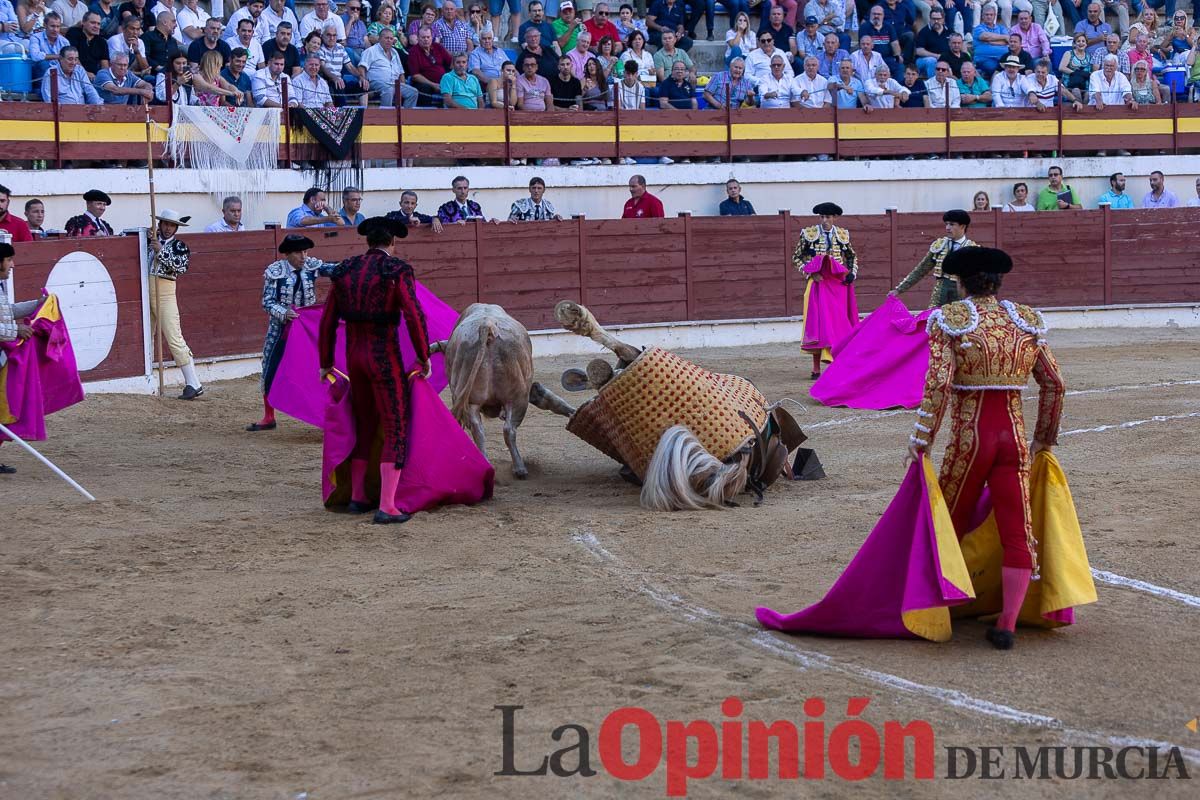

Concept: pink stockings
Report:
left=997, top=566, right=1032, bottom=632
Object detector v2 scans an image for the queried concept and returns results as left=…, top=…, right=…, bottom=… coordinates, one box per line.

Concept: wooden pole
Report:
left=145, top=105, right=164, bottom=397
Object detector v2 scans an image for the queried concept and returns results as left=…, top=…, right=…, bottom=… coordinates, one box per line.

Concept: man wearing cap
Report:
left=797, top=16, right=824, bottom=59
left=247, top=233, right=337, bottom=432
left=890, top=209, right=975, bottom=308
left=793, top=201, right=858, bottom=378
left=65, top=190, right=115, bottom=238
left=318, top=216, right=431, bottom=524
left=148, top=209, right=204, bottom=400
left=907, top=245, right=1066, bottom=651
left=0, top=242, right=41, bottom=475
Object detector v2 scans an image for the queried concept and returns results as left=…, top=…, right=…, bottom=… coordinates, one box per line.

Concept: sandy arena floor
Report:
left=1, top=328, right=1199, bottom=799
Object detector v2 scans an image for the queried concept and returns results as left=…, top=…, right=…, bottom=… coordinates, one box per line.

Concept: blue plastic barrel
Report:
left=0, top=43, right=32, bottom=94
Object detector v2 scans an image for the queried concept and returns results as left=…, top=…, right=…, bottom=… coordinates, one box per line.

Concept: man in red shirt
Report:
left=583, top=2, right=623, bottom=55
left=406, top=26, right=453, bottom=106
left=0, top=185, right=33, bottom=243
left=622, top=175, right=665, bottom=218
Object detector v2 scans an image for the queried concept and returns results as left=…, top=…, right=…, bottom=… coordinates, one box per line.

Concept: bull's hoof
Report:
left=513, top=469, right=529, bottom=480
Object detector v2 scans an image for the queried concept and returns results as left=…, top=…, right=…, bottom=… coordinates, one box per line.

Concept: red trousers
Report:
left=939, top=390, right=1036, bottom=570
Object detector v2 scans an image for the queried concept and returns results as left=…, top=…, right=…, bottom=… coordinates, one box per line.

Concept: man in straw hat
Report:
left=318, top=216, right=431, bottom=525
left=793, top=201, right=859, bottom=379
left=0, top=241, right=41, bottom=475
left=247, top=233, right=337, bottom=432
left=907, top=246, right=1066, bottom=650
left=149, top=208, right=205, bottom=400
left=890, top=208, right=975, bottom=308
left=64, top=189, right=115, bottom=238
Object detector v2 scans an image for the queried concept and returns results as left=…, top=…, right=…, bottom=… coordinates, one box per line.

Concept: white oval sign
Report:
left=43, top=252, right=118, bottom=372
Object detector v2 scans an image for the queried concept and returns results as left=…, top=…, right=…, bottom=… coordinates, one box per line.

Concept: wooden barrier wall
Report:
left=10, top=208, right=1199, bottom=382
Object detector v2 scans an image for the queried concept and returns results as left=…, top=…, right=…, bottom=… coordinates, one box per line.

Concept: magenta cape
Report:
left=800, top=255, right=859, bottom=353
left=0, top=295, right=85, bottom=442
left=320, top=372, right=495, bottom=513
left=810, top=295, right=934, bottom=410
left=757, top=456, right=975, bottom=641
left=266, top=280, right=458, bottom=428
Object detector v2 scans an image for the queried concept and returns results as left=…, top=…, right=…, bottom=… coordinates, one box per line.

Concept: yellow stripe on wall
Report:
left=1062, top=118, right=1173, bottom=136
left=732, top=122, right=835, bottom=140
left=1176, top=116, right=1200, bottom=133
left=401, top=125, right=506, bottom=143
left=839, top=122, right=945, bottom=140
left=360, top=125, right=397, bottom=145
left=621, top=124, right=725, bottom=143
left=510, top=125, right=616, bottom=143
left=950, top=119, right=1058, bottom=137
left=58, top=122, right=166, bottom=142
left=1, top=120, right=56, bottom=141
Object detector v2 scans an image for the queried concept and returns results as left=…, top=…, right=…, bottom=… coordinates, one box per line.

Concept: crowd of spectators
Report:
left=5, top=0, right=1200, bottom=114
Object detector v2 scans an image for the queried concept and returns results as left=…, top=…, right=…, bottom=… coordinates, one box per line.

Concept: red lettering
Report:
left=884, top=720, right=935, bottom=779
left=665, top=720, right=718, bottom=797
left=747, top=720, right=799, bottom=779
left=720, top=697, right=743, bottom=778
left=598, top=707, right=662, bottom=781
left=803, top=697, right=825, bottom=779
left=828, top=699, right=881, bottom=781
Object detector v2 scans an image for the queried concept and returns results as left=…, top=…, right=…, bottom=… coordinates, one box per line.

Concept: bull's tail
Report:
left=640, top=426, right=749, bottom=512
left=450, top=320, right=496, bottom=427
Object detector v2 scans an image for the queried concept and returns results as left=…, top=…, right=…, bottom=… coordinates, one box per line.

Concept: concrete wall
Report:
left=5, top=156, right=1199, bottom=234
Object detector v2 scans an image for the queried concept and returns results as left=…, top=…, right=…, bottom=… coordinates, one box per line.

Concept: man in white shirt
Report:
left=759, top=54, right=798, bottom=107
left=990, top=55, right=1027, bottom=107
left=358, top=27, right=416, bottom=107
left=148, top=1, right=183, bottom=43
left=252, top=51, right=297, bottom=106
left=205, top=196, right=245, bottom=233
left=793, top=55, right=830, bottom=107
left=50, top=0, right=86, bottom=29
left=850, top=33, right=885, bottom=85
left=300, top=0, right=345, bottom=42
left=746, top=33, right=794, bottom=86
left=232, top=17, right=265, bottom=69
left=176, top=0, right=210, bottom=46
left=225, top=0, right=266, bottom=43
left=925, top=60, right=961, bottom=107
left=292, top=53, right=334, bottom=107
left=107, top=16, right=149, bottom=74
left=866, top=62, right=909, bottom=108
left=1088, top=54, right=1134, bottom=109
left=260, top=0, right=299, bottom=44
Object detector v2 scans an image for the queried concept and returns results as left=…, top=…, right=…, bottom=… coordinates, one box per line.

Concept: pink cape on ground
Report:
left=266, top=280, right=458, bottom=428
left=320, top=372, right=495, bottom=513
left=810, top=295, right=935, bottom=410
left=756, top=457, right=975, bottom=642
left=801, top=255, right=859, bottom=352
left=0, top=295, right=85, bottom=442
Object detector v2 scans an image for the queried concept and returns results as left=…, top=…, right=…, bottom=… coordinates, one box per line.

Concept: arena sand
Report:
left=1, top=328, right=1198, bottom=799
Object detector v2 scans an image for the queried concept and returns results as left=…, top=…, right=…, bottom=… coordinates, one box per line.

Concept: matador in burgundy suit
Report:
left=319, top=216, right=431, bottom=524
left=907, top=246, right=1065, bottom=651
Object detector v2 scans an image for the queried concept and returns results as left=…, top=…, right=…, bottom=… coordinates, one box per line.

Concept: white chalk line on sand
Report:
left=1061, top=411, right=1200, bottom=437
left=573, top=530, right=1200, bottom=764
left=1090, top=570, right=1200, bottom=609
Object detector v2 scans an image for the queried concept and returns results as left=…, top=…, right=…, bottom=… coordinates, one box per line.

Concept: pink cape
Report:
left=1, top=295, right=85, bottom=442
left=810, top=295, right=934, bottom=410
left=756, top=457, right=975, bottom=641
left=266, top=280, right=458, bottom=427
left=801, top=255, right=859, bottom=352
left=320, top=372, right=495, bottom=513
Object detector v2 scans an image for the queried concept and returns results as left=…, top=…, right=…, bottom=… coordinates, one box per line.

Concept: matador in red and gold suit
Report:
left=319, top=217, right=431, bottom=524
left=907, top=246, right=1065, bottom=650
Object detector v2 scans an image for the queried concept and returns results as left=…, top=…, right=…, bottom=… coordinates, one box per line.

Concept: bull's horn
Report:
left=429, top=340, right=448, bottom=355
left=553, top=301, right=641, bottom=363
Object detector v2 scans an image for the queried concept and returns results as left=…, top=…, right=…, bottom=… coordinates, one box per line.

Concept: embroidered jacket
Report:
left=894, top=236, right=976, bottom=293
left=793, top=224, right=858, bottom=279
left=508, top=197, right=559, bottom=222
left=64, top=213, right=114, bottom=238
left=436, top=199, right=485, bottom=224
left=912, top=296, right=1065, bottom=449
left=262, top=257, right=337, bottom=319
left=148, top=236, right=191, bottom=279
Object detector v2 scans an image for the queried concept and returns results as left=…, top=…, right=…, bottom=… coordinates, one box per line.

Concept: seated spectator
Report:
left=1159, top=11, right=1191, bottom=64
left=653, top=28, right=694, bottom=83
left=29, top=11, right=67, bottom=84
left=187, top=17, right=230, bottom=69
left=1011, top=9, right=1049, bottom=60
left=360, top=28, right=416, bottom=106
left=515, top=53, right=552, bottom=109
left=42, top=46, right=102, bottom=103
left=440, top=51, right=485, bottom=108
left=107, top=16, right=149, bottom=75
left=1059, top=32, right=1092, bottom=103
left=292, top=52, right=334, bottom=107
left=67, top=11, right=109, bottom=77
left=301, top=0, right=346, bottom=41
left=619, top=29, right=654, bottom=80
left=594, top=35, right=619, bottom=79
left=1088, top=52, right=1133, bottom=108
left=469, top=28, right=506, bottom=85
left=1001, top=181, right=1035, bottom=212
left=860, top=5, right=902, bottom=77
left=317, top=23, right=362, bottom=105
left=90, top=0, right=121, bottom=38
left=875, top=0, right=916, bottom=63
left=1004, top=33, right=1033, bottom=73
left=205, top=196, right=244, bottom=233
left=827, top=57, right=868, bottom=109
left=760, top=4, right=798, bottom=57
left=263, top=20, right=302, bottom=75
left=815, top=30, right=848, bottom=79
left=582, top=56, right=610, bottom=109
left=719, top=178, right=755, bottom=215
left=703, top=56, right=756, bottom=108
left=95, top=50, right=153, bottom=103
left=156, top=52, right=197, bottom=105
left=1126, top=8, right=1160, bottom=52
left=1095, top=171, right=1134, bottom=208
left=176, top=0, right=209, bottom=46
left=252, top=51, right=296, bottom=107
left=851, top=32, right=886, bottom=87
left=341, top=1, right=368, bottom=62
left=432, top=0, right=473, bottom=54
left=614, top=4, right=647, bottom=42
left=941, top=32, right=970, bottom=77
left=615, top=57, right=645, bottom=111
left=287, top=187, right=338, bottom=227
left=1126, top=33, right=1153, bottom=72
left=796, top=15, right=823, bottom=60
left=865, top=61, right=910, bottom=107
left=913, top=6, right=951, bottom=78
left=585, top=3, right=623, bottom=53
left=548, top=53, right=582, bottom=108
left=747, top=29, right=794, bottom=85
left=222, top=47, right=256, bottom=106
left=759, top=53, right=798, bottom=107
left=804, top=0, right=842, bottom=49
left=900, top=62, right=928, bottom=106
left=194, top=49, right=245, bottom=105
left=567, top=30, right=593, bottom=78
left=302, top=30, right=323, bottom=63
left=262, top=0, right=300, bottom=43
left=1075, top=2, right=1111, bottom=60
left=925, top=59, right=962, bottom=106
left=1127, top=60, right=1161, bottom=104
left=551, top=2, right=584, bottom=53
left=791, top=54, right=829, bottom=107
left=388, top=190, right=445, bottom=231
left=521, top=27, right=559, bottom=80
left=972, top=3, right=1009, bottom=74
left=727, top=11, right=757, bottom=64
left=371, top=3, right=403, bottom=48
left=518, top=0, right=556, bottom=51
left=973, top=190, right=990, bottom=211
left=231, top=18, right=266, bottom=70
left=220, top=1, right=263, bottom=45
left=464, top=3, right=492, bottom=48
left=990, top=54, right=1027, bottom=105
left=1090, top=32, right=1129, bottom=74
left=1025, top=58, right=1082, bottom=110
left=142, top=11, right=181, bottom=73
left=50, top=0, right=86, bottom=30
left=407, top=25, right=452, bottom=105
left=646, top=0, right=691, bottom=50
left=957, top=60, right=990, bottom=106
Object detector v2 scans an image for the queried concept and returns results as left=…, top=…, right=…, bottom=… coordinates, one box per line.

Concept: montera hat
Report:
left=942, top=208, right=971, bottom=226
left=356, top=216, right=409, bottom=239
left=154, top=208, right=191, bottom=226
left=278, top=233, right=315, bottom=254
left=812, top=202, right=843, bottom=216
left=83, top=189, right=112, bottom=204
left=941, top=246, right=1013, bottom=277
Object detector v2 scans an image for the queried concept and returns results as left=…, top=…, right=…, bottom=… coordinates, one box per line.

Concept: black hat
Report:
left=83, top=189, right=112, bottom=204
left=941, top=246, right=1013, bottom=278
left=0, top=242, right=14, bottom=260
left=942, top=209, right=971, bottom=226
left=278, top=234, right=315, bottom=254
left=812, top=202, right=843, bottom=216
left=356, top=216, right=408, bottom=239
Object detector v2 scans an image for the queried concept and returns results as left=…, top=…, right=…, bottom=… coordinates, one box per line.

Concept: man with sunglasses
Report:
left=340, top=1, right=368, bottom=63
left=584, top=2, right=621, bottom=52
left=746, top=29, right=794, bottom=85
